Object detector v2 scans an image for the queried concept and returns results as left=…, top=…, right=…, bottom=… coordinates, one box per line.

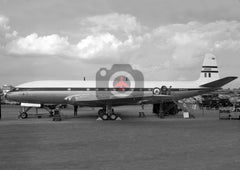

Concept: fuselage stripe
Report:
left=202, top=66, right=218, bottom=68
left=201, top=71, right=219, bottom=73
left=12, top=87, right=203, bottom=92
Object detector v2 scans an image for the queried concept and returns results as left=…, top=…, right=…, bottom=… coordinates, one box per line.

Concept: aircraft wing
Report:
left=65, top=93, right=174, bottom=107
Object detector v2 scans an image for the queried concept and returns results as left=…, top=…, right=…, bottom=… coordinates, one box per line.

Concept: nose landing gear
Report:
left=18, top=105, right=57, bottom=119
left=19, top=107, right=32, bottom=119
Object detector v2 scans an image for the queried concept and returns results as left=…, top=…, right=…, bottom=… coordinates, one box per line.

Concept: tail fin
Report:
left=197, top=53, right=237, bottom=87
left=198, top=53, right=219, bottom=83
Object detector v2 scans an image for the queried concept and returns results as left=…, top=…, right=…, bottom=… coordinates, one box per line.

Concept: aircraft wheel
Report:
left=98, top=109, right=105, bottom=117
left=101, top=113, right=109, bottom=120
left=161, top=85, right=168, bottom=95
left=20, top=112, right=28, bottom=119
left=109, top=113, right=117, bottom=120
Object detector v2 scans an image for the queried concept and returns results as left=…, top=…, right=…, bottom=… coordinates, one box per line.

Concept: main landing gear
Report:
left=97, top=105, right=120, bottom=120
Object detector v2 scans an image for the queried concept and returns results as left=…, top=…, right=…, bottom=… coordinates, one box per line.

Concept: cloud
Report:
left=4, top=13, right=145, bottom=59
left=7, top=32, right=142, bottom=60
left=2, top=12, right=240, bottom=70
left=7, top=33, right=70, bottom=55
left=6, top=13, right=145, bottom=59
left=0, top=14, right=18, bottom=51
left=81, top=13, right=143, bottom=34
left=0, top=15, right=10, bottom=30
left=74, top=33, right=138, bottom=59
left=150, top=20, right=240, bottom=68
left=215, top=39, right=240, bottom=50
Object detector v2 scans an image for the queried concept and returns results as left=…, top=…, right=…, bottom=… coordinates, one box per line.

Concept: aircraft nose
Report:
left=5, top=92, right=16, bottom=101
left=4, top=93, right=10, bottom=100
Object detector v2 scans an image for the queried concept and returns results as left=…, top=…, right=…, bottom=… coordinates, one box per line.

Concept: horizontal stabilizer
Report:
left=200, top=76, right=237, bottom=88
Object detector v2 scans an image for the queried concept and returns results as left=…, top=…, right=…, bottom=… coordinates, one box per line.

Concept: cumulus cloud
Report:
left=7, top=33, right=70, bottom=55
left=0, top=15, right=10, bottom=30
left=0, top=14, right=18, bottom=51
left=150, top=20, right=240, bottom=68
left=7, top=32, right=141, bottom=60
left=215, top=39, right=240, bottom=50
left=4, top=13, right=145, bottom=59
left=81, top=13, right=143, bottom=34
left=2, top=12, right=240, bottom=69
left=74, top=33, right=133, bottom=59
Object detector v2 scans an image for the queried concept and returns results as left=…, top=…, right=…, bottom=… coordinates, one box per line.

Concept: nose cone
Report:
left=4, top=93, right=9, bottom=100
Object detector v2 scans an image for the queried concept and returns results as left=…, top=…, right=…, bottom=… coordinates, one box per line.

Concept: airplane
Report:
left=5, top=54, right=237, bottom=120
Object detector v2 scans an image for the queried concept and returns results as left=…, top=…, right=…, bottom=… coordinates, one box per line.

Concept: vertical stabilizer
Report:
left=198, top=53, right=219, bottom=83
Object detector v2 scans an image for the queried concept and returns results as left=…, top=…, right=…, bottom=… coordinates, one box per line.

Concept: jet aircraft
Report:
left=6, top=55, right=237, bottom=120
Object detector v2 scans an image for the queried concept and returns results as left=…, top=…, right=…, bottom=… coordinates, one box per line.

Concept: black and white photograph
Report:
left=0, top=0, right=240, bottom=169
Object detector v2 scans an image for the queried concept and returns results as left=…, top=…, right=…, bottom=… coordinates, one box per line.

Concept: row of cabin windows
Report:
left=67, top=88, right=154, bottom=91
left=13, top=88, right=153, bottom=92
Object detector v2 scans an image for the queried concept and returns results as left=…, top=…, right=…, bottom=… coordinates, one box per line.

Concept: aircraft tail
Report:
left=197, top=53, right=237, bottom=87
left=198, top=53, right=219, bottom=82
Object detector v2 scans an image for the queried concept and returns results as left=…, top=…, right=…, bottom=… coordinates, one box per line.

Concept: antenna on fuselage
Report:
left=84, top=77, right=86, bottom=81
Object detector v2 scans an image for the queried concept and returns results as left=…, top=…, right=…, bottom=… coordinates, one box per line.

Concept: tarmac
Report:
left=0, top=105, right=240, bottom=170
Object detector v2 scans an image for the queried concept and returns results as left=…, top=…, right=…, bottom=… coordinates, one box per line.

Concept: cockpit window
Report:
left=10, top=88, right=19, bottom=92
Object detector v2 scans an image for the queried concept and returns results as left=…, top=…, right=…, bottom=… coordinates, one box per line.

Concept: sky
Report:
left=0, top=0, right=240, bottom=88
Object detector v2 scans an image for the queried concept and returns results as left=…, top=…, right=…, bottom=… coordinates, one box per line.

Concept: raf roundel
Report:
left=152, top=87, right=161, bottom=95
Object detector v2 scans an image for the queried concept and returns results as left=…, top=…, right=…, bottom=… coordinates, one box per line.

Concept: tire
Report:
left=109, top=114, right=117, bottom=120
left=101, top=113, right=109, bottom=120
left=161, top=86, right=168, bottom=95
left=20, top=112, right=28, bottom=119
left=98, top=109, right=105, bottom=117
